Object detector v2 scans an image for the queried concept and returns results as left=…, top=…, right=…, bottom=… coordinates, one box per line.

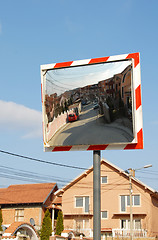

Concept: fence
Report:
left=112, top=229, right=147, bottom=238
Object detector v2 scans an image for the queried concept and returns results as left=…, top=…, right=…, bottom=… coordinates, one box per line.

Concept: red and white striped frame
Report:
left=41, top=52, right=143, bottom=152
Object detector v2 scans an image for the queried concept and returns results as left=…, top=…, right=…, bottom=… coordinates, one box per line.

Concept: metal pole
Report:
left=93, top=150, right=101, bottom=240
left=129, top=173, right=133, bottom=240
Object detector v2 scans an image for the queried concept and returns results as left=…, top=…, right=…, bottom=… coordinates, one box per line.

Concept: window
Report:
left=127, top=195, right=140, bottom=206
left=101, top=176, right=107, bottom=184
left=15, top=209, right=24, bottom=222
left=121, top=219, right=141, bottom=230
left=75, top=219, right=89, bottom=232
left=133, top=195, right=140, bottom=206
left=76, top=197, right=83, bottom=207
left=121, top=195, right=126, bottom=212
left=75, top=196, right=89, bottom=213
left=127, top=195, right=130, bottom=206
left=121, top=219, right=130, bottom=229
left=121, top=195, right=140, bottom=212
left=76, top=219, right=83, bottom=231
left=121, top=219, right=127, bottom=229
left=101, top=211, right=107, bottom=219
left=85, top=196, right=89, bottom=213
left=135, top=219, right=141, bottom=229
left=122, top=87, right=124, bottom=98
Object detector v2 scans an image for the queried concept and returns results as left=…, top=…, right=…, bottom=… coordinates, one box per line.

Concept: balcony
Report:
left=112, top=229, right=147, bottom=238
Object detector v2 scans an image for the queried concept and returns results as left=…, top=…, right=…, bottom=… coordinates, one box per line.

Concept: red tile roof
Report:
left=4, top=222, right=25, bottom=234
left=0, top=183, right=57, bottom=205
left=4, top=222, right=38, bottom=237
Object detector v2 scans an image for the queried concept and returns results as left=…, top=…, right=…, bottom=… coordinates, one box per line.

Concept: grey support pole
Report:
left=93, top=150, right=101, bottom=240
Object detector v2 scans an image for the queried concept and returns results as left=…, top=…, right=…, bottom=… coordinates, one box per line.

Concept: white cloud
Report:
left=0, top=100, right=42, bottom=138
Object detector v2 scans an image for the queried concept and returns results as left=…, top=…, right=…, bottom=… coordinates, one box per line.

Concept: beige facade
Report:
left=56, top=159, right=158, bottom=238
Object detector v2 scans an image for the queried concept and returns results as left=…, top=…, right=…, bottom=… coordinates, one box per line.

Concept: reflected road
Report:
left=48, top=104, right=133, bottom=146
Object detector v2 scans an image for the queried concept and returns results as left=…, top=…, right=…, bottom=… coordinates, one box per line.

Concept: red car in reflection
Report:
left=68, top=113, right=79, bottom=122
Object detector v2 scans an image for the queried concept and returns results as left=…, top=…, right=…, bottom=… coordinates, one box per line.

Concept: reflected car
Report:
left=68, top=113, right=79, bottom=122
left=93, top=104, right=99, bottom=109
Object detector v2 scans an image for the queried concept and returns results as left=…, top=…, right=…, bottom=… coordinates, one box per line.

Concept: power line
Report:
left=0, top=165, right=72, bottom=184
left=0, top=149, right=87, bottom=170
left=47, top=72, right=78, bottom=88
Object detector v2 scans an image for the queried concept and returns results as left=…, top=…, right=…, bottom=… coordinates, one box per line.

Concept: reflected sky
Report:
left=46, top=59, right=132, bottom=96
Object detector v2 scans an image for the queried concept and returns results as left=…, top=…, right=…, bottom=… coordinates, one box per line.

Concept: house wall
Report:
left=23, top=206, right=42, bottom=227
left=2, top=209, right=15, bottom=225
left=61, top=161, right=158, bottom=237
left=62, top=170, right=93, bottom=232
left=151, top=196, right=158, bottom=236
left=2, top=206, right=42, bottom=228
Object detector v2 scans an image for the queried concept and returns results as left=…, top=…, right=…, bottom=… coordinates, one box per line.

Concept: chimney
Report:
left=128, top=168, right=135, bottom=177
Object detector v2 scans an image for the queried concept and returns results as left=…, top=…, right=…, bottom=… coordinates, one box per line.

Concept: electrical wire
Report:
left=0, top=149, right=87, bottom=170
left=47, top=72, right=78, bottom=88
left=0, top=165, right=72, bottom=184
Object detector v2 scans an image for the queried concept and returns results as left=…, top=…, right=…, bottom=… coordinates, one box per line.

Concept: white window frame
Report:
left=134, top=219, right=141, bottom=229
left=75, top=196, right=83, bottom=208
left=120, top=219, right=130, bottom=229
left=15, top=208, right=24, bottom=222
left=120, top=219, right=141, bottom=230
left=120, top=194, right=140, bottom=212
left=101, top=211, right=108, bottom=219
left=75, top=196, right=89, bottom=213
left=127, top=195, right=141, bottom=207
left=101, top=176, right=108, bottom=184
left=74, top=218, right=90, bottom=232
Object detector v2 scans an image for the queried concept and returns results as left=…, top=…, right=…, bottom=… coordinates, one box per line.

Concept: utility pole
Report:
left=128, top=164, right=152, bottom=240
left=93, top=150, right=101, bottom=240
left=129, top=171, right=133, bottom=240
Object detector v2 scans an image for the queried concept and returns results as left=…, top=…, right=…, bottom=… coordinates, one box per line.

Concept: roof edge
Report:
left=43, top=183, right=57, bottom=205
left=55, top=158, right=156, bottom=196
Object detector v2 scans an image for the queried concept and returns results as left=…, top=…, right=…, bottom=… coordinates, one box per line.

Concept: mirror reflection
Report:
left=44, top=60, right=133, bottom=146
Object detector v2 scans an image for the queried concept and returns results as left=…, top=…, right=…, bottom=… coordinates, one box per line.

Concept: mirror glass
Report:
left=44, top=59, right=134, bottom=147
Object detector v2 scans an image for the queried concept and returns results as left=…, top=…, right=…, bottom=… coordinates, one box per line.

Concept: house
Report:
left=0, top=183, right=59, bottom=240
left=55, top=159, right=158, bottom=238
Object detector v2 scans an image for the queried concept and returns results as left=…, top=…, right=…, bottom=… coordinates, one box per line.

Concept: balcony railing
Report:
left=112, top=229, right=147, bottom=238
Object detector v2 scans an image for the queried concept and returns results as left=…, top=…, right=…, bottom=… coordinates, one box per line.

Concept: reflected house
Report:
left=60, top=93, right=68, bottom=108
left=98, top=65, right=132, bottom=110
left=80, top=85, right=90, bottom=102
left=45, top=93, right=58, bottom=123
left=46, top=91, right=72, bottom=123
left=98, top=80, right=106, bottom=97
left=113, top=73, right=122, bottom=99
left=98, top=77, right=115, bottom=99
left=106, top=77, right=115, bottom=97
left=120, top=65, right=132, bottom=108
left=89, top=84, right=99, bottom=101
left=72, top=89, right=80, bottom=102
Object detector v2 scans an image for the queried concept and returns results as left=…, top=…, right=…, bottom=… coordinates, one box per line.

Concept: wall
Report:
left=2, top=206, right=42, bottom=228
left=151, top=196, right=158, bottom=237
left=102, top=103, right=111, bottom=123
left=2, top=209, right=15, bottom=225
left=23, top=207, right=42, bottom=227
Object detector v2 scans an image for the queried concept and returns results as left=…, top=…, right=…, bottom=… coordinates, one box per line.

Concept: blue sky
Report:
left=0, top=0, right=158, bottom=190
